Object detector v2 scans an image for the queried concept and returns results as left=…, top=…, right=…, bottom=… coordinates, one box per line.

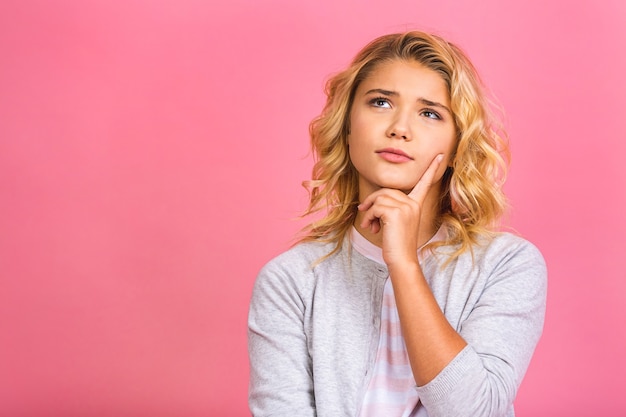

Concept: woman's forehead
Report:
left=357, top=60, right=450, bottom=105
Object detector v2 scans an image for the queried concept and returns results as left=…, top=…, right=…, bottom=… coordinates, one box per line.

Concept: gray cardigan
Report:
left=248, top=232, right=547, bottom=417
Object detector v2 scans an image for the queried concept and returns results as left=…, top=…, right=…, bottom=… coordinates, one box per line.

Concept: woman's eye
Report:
left=422, top=110, right=441, bottom=120
left=370, top=98, right=391, bottom=108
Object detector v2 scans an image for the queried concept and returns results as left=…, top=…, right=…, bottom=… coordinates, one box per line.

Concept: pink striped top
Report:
left=351, top=227, right=445, bottom=417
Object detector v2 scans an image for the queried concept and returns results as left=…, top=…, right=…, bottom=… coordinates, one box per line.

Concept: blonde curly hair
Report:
left=298, top=31, right=510, bottom=260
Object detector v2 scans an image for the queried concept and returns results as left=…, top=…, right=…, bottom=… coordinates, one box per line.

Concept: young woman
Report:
left=248, top=31, right=547, bottom=417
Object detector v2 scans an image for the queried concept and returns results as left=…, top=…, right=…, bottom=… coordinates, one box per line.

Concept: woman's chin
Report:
left=379, top=182, right=417, bottom=193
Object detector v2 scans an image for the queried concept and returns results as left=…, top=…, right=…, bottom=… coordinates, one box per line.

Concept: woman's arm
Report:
left=248, top=258, right=316, bottom=417
left=387, top=260, right=467, bottom=386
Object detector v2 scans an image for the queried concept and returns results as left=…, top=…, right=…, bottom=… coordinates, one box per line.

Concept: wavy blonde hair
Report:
left=298, top=31, right=510, bottom=260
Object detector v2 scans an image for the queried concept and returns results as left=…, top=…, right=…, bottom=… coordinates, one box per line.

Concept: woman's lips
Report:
left=376, top=148, right=413, bottom=163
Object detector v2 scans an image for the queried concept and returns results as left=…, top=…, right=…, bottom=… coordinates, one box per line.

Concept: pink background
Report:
left=1, top=0, right=625, bottom=416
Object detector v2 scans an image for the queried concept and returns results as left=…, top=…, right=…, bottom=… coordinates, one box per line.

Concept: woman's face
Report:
left=348, top=59, right=457, bottom=199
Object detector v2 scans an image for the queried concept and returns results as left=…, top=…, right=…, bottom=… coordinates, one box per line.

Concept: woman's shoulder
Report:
left=473, top=231, right=547, bottom=280
left=483, top=231, right=545, bottom=260
left=255, top=239, right=340, bottom=288
left=267, top=239, right=338, bottom=267
left=437, top=228, right=545, bottom=265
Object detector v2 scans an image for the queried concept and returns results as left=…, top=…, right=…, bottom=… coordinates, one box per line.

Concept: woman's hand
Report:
left=357, top=153, right=444, bottom=267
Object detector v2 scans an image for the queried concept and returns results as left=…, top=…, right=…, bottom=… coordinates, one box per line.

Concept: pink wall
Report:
left=1, top=0, right=625, bottom=415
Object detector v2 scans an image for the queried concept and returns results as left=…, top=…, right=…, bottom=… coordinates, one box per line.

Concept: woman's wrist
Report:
left=387, top=258, right=423, bottom=283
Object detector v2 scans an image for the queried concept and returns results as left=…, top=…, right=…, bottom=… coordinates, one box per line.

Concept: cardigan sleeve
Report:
left=416, top=236, right=548, bottom=417
left=247, top=254, right=316, bottom=417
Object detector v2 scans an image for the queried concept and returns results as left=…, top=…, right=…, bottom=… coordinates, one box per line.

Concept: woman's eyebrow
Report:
left=418, top=98, right=451, bottom=115
left=364, top=88, right=398, bottom=96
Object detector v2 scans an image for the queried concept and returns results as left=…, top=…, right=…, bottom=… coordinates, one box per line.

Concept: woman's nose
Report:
left=386, top=121, right=411, bottom=140
left=389, top=130, right=408, bottom=140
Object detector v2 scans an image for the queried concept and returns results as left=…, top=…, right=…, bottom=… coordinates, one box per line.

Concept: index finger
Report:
left=408, top=153, right=444, bottom=202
